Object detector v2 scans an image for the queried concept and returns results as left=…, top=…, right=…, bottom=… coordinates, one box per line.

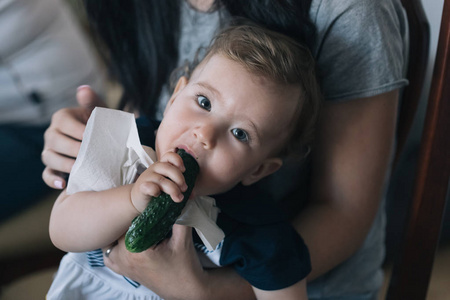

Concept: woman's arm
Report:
left=295, top=90, right=399, bottom=280
left=49, top=185, right=139, bottom=252
left=253, top=280, right=307, bottom=300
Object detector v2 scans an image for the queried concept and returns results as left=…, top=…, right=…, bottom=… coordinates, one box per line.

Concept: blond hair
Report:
left=173, top=21, right=322, bottom=159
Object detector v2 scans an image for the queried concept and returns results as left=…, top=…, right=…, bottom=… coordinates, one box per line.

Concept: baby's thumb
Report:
left=77, top=85, right=107, bottom=114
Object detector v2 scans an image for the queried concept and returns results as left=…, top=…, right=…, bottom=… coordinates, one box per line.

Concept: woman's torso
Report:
left=156, top=0, right=408, bottom=298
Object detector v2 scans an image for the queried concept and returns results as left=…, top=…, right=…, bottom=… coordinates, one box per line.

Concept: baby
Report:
left=48, top=21, right=321, bottom=299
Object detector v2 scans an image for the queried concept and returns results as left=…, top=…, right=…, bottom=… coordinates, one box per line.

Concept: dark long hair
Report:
left=83, top=0, right=315, bottom=117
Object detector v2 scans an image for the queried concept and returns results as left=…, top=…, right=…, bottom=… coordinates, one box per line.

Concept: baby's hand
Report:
left=131, top=152, right=188, bottom=213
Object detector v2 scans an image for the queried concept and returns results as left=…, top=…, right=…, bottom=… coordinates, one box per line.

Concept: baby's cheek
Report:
left=197, top=170, right=239, bottom=196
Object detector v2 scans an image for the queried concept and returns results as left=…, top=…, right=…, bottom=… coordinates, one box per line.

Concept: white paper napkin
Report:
left=67, top=107, right=224, bottom=250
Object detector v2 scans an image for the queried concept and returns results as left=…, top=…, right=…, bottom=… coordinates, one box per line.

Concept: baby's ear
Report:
left=241, top=158, right=283, bottom=186
left=164, top=76, right=188, bottom=115
left=174, top=76, right=188, bottom=93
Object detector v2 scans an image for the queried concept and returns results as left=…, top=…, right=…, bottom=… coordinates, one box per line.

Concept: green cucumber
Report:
left=125, top=149, right=199, bottom=253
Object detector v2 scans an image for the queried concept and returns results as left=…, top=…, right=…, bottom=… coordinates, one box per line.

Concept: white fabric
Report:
left=47, top=252, right=162, bottom=300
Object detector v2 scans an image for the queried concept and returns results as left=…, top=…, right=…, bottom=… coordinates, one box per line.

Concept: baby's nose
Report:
left=193, top=124, right=217, bottom=149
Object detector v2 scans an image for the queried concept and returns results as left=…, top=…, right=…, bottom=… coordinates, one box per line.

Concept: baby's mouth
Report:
left=175, top=147, right=198, bottom=160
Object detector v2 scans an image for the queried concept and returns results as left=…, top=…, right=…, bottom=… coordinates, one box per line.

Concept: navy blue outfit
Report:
left=136, top=116, right=311, bottom=290
left=0, top=124, right=52, bottom=221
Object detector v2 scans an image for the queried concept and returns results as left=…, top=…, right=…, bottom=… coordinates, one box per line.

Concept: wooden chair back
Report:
left=394, top=0, right=430, bottom=167
left=387, top=0, right=450, bottom=298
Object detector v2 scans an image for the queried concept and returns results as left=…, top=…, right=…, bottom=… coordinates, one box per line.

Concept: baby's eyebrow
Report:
left=247, top=121, right=262, bottom=144
left=195, top=82, right=221, bottom=100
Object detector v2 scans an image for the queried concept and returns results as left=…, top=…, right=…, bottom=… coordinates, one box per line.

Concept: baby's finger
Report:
left=138, top=181, right=162, bottom=199
left=159, top=151, right=186, bottom=172
left=140, top=173, right=185, bottom=203
left=131, top=181, right=161, bottom=213
left=151, top=162, right=187, bottom=192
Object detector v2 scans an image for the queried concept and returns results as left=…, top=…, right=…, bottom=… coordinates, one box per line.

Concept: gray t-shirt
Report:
left=311, top=0, right=408, bottom=101
left=155, top=0, right=227, bottom=120
left=158, top=0, right=408, bottom=298
left=304, top=1, right=408, bottom=298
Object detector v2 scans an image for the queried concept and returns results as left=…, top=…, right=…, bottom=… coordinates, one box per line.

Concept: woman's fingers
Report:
left=41, top=144, right=75, bottom=189
left=41, top=85, right=108, bottom=190
left=51, top=107, right=88, bottom=140
left=170, top=224, right=193, bottom=248
left=77, top=85, right=107, bottom=112
left=44, top=126, right=82, bottom=159
left=41, top=112, right=83, bottom=189
left=102, top=236, right=133, bottom=277
left=41, top=148, right=76, bottom=174
left=42, top=167, right=67, bottom=189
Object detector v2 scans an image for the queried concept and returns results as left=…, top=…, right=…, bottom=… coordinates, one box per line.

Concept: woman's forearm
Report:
left=201, top=267, right=256, bottom=300
left=49, top=184, right=139, bottom=252
left=253, top=280, right=307, bottom=300
left=293, top=200, right=378, bottom=280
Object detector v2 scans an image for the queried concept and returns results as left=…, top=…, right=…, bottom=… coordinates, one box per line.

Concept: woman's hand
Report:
left=104, top=224, right=209, bottom=300
left=104, top=225, right=255, bottom=300
left=41, top=86, right=106, bottom=189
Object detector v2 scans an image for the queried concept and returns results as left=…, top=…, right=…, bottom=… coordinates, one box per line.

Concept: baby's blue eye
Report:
left=231, top=128, right=249, bottom=142
left=197, top=95, right=211, bottom=111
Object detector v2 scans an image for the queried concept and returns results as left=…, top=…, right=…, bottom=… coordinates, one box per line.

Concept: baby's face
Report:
left=155, top=54, right=301, bottom=196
